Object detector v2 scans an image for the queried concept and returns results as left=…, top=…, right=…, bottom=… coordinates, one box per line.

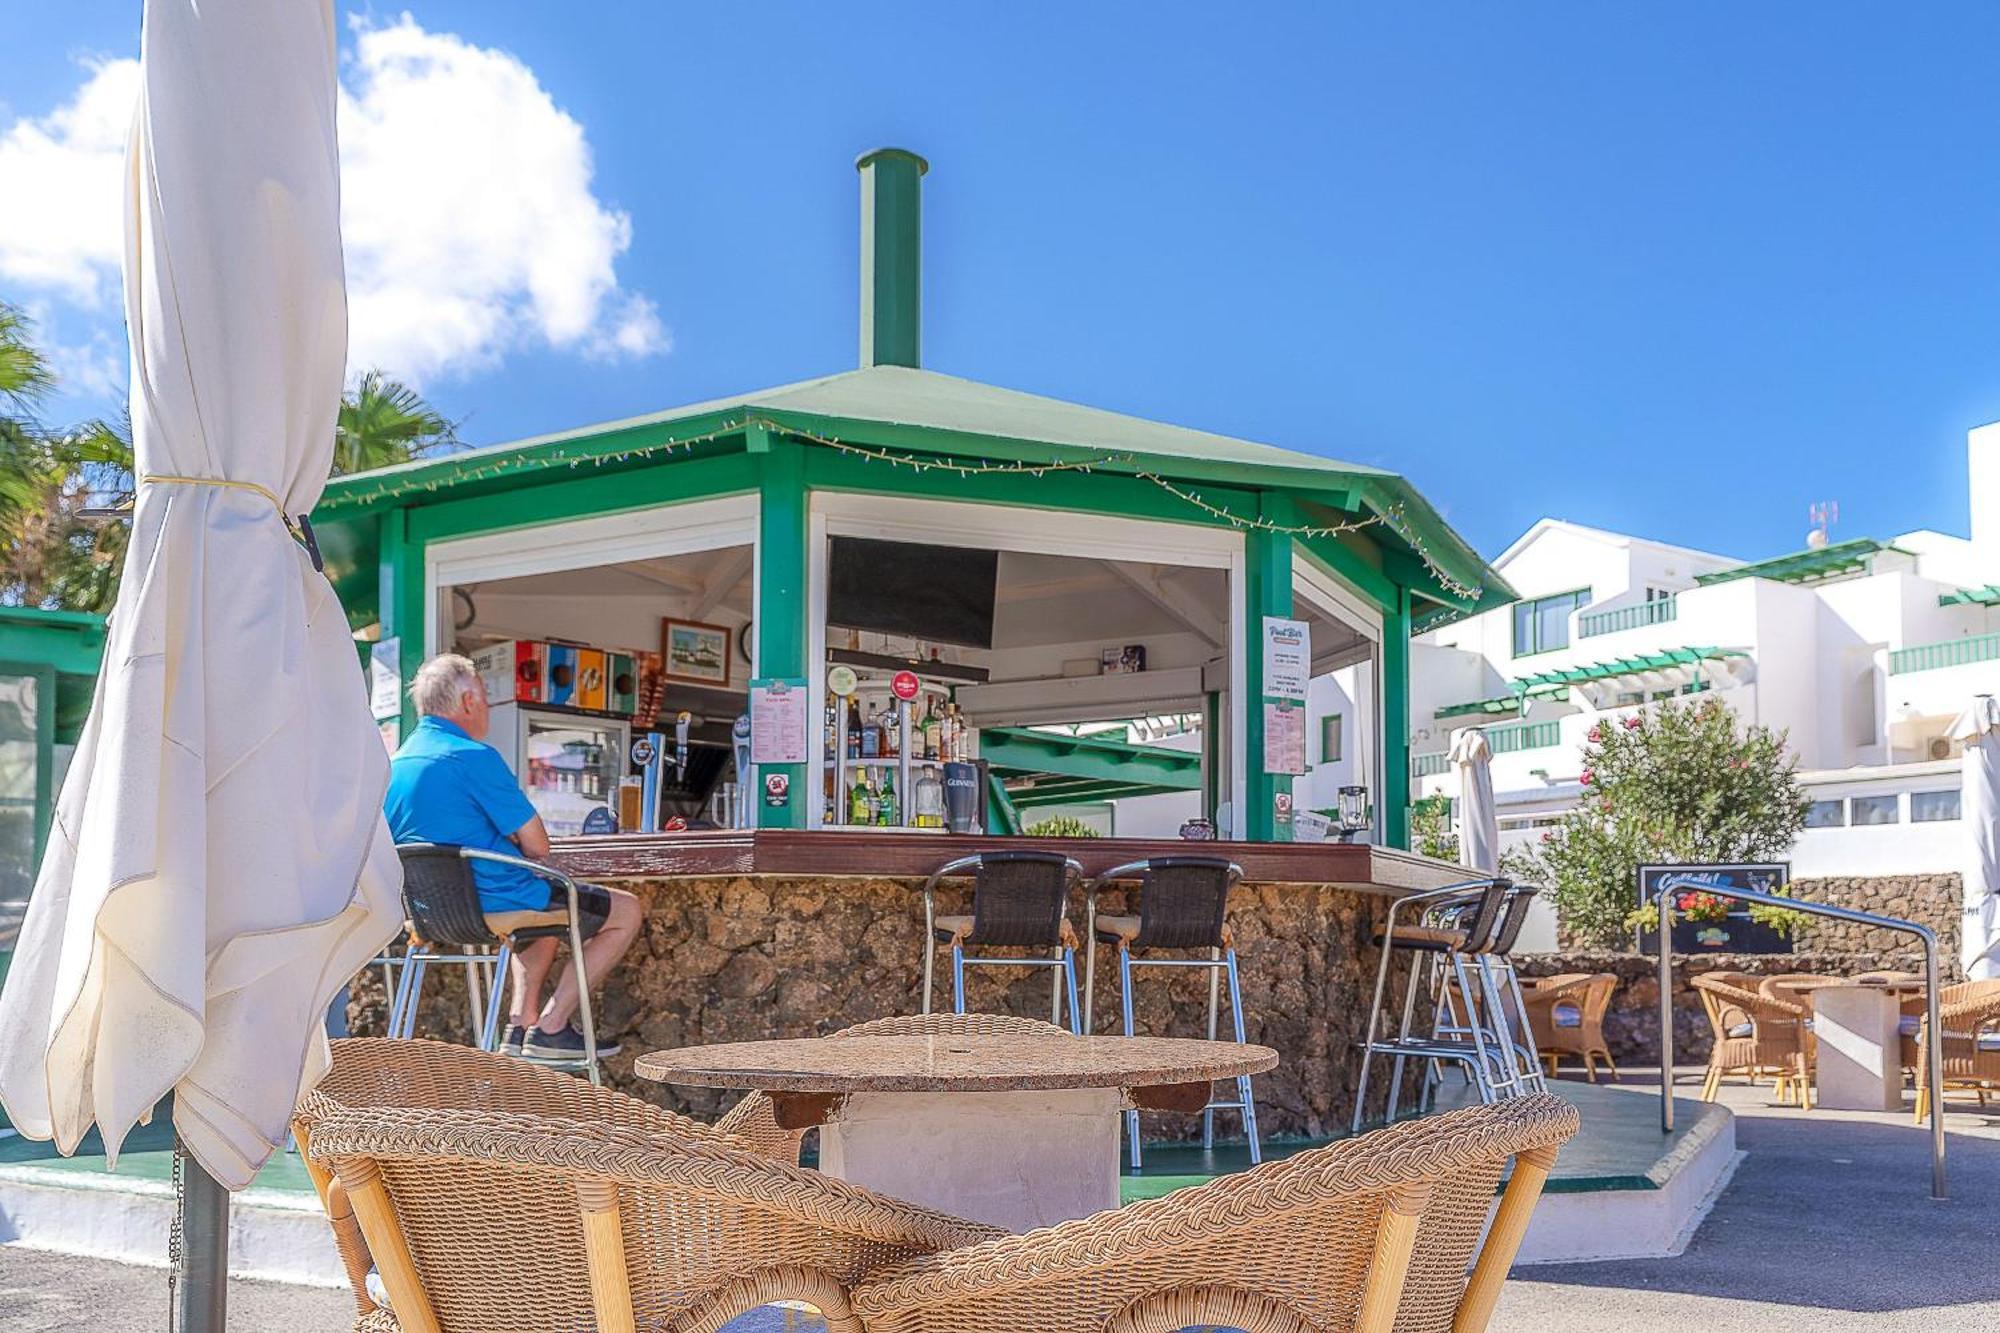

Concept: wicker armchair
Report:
left=1691, top=973, right=1812, bottom=1107
left=292, top=1038, right=796, bottom=1324
left=714, top=1012, right=1072, bottom=1165
left=308, top=1101, right=1005, bottom=1333
left=1520, top=974, right=1619, bottom=1083
left=1911, top=979, right=2000, bottom=1123
left=849, top=1092, right=1577, bottom=1333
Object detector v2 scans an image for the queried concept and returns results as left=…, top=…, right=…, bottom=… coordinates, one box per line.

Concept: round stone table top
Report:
left=634, top=1032, right=1279, bottom=1094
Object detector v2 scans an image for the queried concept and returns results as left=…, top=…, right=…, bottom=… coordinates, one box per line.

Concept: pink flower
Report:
left=1541, top=831, right=1554, bottom=844
left=1587, top=725, right=1603, bottom=743
left=1599, top=799, right=1613, bottom=813
left=1623, top=716, right=1643, bottom=730
left=1579, top=768, right=1595, bottom=786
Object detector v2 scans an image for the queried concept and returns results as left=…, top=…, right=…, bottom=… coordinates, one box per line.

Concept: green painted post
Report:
left=857, top=148, right=927, bottom=369
left=378, top=508, right=422, bottom=740
left=1242, top=497, right=1296, bottom=842
left=1381, top=587, right=1412, bottom=849
left=754, top=429, right=810, bottom=828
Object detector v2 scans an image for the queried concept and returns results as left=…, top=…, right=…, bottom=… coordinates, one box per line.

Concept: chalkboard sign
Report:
left=827, top=537, right=998, bottom=649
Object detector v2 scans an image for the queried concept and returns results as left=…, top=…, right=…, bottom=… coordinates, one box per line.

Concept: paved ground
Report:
left=2, top=1071, right=1993, bottom=1331
left=1492, top=1072, right=2000, bottom=1333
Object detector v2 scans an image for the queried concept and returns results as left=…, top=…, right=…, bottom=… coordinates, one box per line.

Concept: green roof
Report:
left=1694, top=538, right=1906, bottom=588
left=315, top=365, right=1510, bottom=618
left=1940, top=584, right=2000, bottom=607
left=1508, top=647, right=1747, bottom=692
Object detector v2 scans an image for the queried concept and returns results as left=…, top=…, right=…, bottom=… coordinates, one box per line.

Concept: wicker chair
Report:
left=292, top=1038, right=800, bottom=1325
left=307, top=1097, right=1005, bottom=1333
left=849, top=1092, right=1579, bottom=1333
left=1521, top=974, right=1619, bottom=1083
left=714, top=1012, right=1072, bottom=1165
left=1692, top=972, right=1812, bottom=1107
left=1911, top=979, right=2000, bottom=1122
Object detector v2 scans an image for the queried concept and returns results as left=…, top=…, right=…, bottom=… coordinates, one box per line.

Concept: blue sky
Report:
left=5, top=4, right=1999, bottom=562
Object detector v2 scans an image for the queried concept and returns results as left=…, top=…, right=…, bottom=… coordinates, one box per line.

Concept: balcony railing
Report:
left=1488, top=720, right=1562, bottom=754
left=1412, top=721, right=1560, bottom=778
left=1578, top=597, right=1677, bottom=639
left=1889, top=632, right=2000, bottom=675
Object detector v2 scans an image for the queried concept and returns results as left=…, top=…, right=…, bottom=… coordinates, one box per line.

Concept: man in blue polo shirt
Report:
left=385, top=654, right=639, bottom=1060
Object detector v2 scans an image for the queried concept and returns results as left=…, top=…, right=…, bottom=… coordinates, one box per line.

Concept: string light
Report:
left=322, top=413, right=1483, bottom=602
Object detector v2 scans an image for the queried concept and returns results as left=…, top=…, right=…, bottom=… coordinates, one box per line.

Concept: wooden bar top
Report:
left=548, top=828, right=1469, bottom=896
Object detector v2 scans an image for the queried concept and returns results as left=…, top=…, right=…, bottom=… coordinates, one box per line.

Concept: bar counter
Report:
left=363, top=832, right=1467, bottom=1141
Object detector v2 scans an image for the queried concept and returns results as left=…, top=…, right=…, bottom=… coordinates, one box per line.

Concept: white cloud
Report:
left=0, top=58, right=134, bottom=306
left=0, top=13, right=665, bottom=389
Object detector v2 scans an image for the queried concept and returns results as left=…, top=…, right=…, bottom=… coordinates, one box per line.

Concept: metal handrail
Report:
left=1652, top=883, right=1944, bottom=1199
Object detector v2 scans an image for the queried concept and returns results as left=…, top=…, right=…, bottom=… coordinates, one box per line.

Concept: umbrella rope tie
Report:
left=142, top=473, right=324, bottom=572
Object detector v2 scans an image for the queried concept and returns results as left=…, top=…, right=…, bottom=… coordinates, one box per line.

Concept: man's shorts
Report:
left=567, top=882, right=614, bottom=941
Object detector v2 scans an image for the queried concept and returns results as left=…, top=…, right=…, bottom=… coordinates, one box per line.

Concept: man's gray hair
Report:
left=409, top=653, right=483, bottom=717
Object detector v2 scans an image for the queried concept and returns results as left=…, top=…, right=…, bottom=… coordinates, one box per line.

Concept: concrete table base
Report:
left=819, top=1088, right=1122, bottom=1233
left=1813, top=986, right=1903, bottom=1112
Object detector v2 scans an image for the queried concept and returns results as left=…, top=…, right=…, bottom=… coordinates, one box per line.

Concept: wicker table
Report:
left=636, top=1032, right=1278, bottom=1232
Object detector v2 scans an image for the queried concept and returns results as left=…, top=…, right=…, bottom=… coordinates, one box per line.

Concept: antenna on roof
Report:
left=1806, top=500, right=1838, bottom=550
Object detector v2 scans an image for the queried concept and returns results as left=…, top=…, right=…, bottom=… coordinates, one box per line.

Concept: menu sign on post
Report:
left=749, top=678, right=811, bottom=765
left=1262, top=617, right=1310, bottom=702
left=369, top=637, right=402, bottom=721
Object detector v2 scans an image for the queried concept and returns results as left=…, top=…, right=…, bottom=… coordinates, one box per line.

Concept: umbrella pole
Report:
left=170, top=1142, right=229, bottom=1332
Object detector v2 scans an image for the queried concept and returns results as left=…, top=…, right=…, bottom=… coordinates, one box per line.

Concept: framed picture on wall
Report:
left=662, top=619, right=732, bottom=685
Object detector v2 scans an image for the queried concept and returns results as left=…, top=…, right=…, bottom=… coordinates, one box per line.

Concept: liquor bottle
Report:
left=849, top=772, right=870, bottom=825
left=921, top=698, right=940, bottom=761
left=878, top=769, right=898, bottom=826
left=846, top=699, right=863, bottom=759
left=882, top=702, right=899, bottom=758
left=860, top=701, right=881, bottom=758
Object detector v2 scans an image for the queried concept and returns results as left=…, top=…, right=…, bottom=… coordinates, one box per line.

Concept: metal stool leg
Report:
left=1384, top=951, right=1429, bottom=1124
left=951, top=943, right=967, bottom=1015
left=1202, top=946, right=1221, bottom=1149
left=478, top=943, right=512, bottom=1052
left=1225, top=947, right=1260, bottom=1164
left=1121, top=946, right=1141, bottom=1170
left=1062, top=949, right=1083, bottom=1036
left=392, top=955, right=429, bottom=1039
left=1050, top=945, right=1065, bottom=1028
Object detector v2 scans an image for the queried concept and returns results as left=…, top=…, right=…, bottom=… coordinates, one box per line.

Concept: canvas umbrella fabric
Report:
left=0, top=0, right=402, bottom=1190
left=1451, top=726, right=1499, bottom=873
left=1952, top=695, right=2000, bottom=981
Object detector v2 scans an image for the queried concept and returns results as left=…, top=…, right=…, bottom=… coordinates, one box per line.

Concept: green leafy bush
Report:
left=1023, top=814, right=1101, bottom=839
left=1506, top=698, right=1808, bottom=948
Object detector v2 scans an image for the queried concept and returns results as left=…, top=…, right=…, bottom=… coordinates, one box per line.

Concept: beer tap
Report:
left=673, top=710, right=692, bottom=779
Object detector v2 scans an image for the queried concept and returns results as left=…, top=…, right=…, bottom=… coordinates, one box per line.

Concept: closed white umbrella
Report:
left=1952, top=695, right=2000, bottom=981
left=0, top=0, right=400, bottom=1201
left=1451, top=726, right=1499, bottom=873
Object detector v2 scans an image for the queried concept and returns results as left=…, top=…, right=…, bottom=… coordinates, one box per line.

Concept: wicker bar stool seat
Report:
left=1083, top=857, right=1259, bottom=1168
left=921, top=852, right=1086, bottom=1032
left=850, top=1092, right=1581, bottom=1333
left=387, top=843, right=603, bottom=1079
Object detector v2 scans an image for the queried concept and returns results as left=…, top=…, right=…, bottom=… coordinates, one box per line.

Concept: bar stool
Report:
left=1425, top=882, right=1548, bottom=1111
left=388, top=843, right=604, bottom=1083
left=920, top=851, right=1086, bottom=1032
left=1083, top=857, right=1260, bottom=1169
left=1351, top=877, right=1515, bottom=1131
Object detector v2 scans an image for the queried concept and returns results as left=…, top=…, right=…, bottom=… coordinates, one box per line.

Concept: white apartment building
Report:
left=1411, top=425, right=2000, bottom=906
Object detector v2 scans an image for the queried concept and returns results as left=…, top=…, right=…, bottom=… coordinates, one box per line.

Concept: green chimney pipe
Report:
left=857, top=147, right=927, bottom=369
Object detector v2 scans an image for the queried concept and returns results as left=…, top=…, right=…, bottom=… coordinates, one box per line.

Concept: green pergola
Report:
left=1507, top=647, right=1746, bottom=693
left=310, top=151, right=1510, bottom=845
left=1940, top=584, right=2000, bottom=607
left=981, top=726, right=1204, bottom=812
left=1695, top=538, right=1907, bottom=587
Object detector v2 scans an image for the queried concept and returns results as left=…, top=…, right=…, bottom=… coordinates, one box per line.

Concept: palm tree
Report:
left=0, top=307, right=461, bottom=610
left=334, top=370, right=458, bottom=475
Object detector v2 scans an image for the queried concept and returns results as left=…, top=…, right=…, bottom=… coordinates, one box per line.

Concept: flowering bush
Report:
left=1505, top=698, right=1809, bottom=948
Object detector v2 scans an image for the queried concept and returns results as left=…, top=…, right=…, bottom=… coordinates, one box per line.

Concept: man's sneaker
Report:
left=499, top=1025, right=527, bottom=1057
left=522, top=1023, right=621, bottom=1061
